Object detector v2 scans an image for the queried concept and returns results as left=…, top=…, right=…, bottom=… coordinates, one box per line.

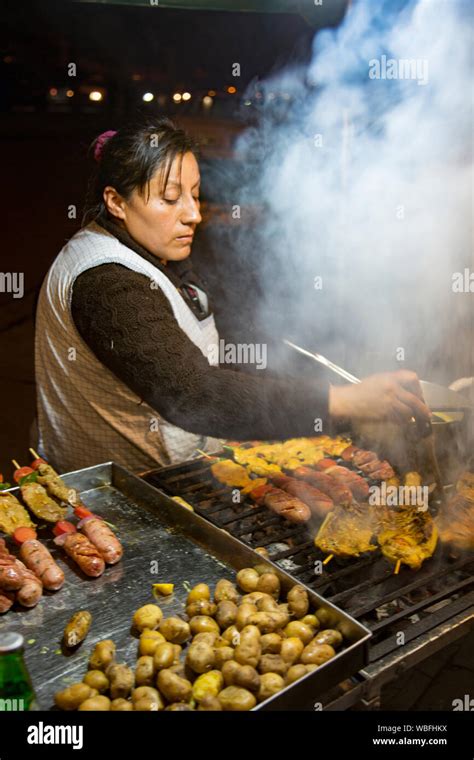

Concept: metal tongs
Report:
left=283, top=339, right=433, bottom=438
left=282, top=338, right=448, bottom=498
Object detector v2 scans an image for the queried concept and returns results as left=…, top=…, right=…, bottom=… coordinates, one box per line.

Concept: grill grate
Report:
left=143, top=457, right=474, bottom=666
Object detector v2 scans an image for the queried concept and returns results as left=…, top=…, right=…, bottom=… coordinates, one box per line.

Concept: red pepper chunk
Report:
left=13, top=467, right=34, bottom=484
left=53, top=521, right=76, bottom=537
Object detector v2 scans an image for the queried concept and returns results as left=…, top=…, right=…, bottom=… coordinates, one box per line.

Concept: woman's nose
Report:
left=181, top=194, right=202, bottom=225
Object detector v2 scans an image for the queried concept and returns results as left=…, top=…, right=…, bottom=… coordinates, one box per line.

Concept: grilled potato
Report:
left=258, top=673, right=285, bottom=702
left=287, top=585, right=309, bottom=618
left=159, top=617, right=191, bottom=644
left=132, top=604, right=163, bottom=633
left=236, top=568, right=259, bottom=592
left=218, top=686, right=256, bottom=711
left=192, top=670, right=224, bottom=702
left=157, top=670, right=192, bottom=703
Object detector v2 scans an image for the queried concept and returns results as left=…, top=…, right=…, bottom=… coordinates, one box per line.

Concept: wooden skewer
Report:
left=12, top=460, right=20, bottom=470
left=394, top=559, right=401, bottom=575
left=29, top=448, right=40, bottom=460
left=323, top=554, right=334, bottom=566
left=196, top=449, right=214, bottom=460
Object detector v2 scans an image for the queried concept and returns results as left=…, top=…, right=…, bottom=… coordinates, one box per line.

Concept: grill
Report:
left=142, top=455, right=474, bottom=709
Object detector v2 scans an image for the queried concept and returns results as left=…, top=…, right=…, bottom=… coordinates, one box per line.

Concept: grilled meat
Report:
left=211, top=459, right=254, bottom=488
left=292, top=467, right=352, bottom=506
left=315, top=461, right=370, bottom=500
left=315, top=503, right=378, bottom=557
left=32, top=460, right=85, bottom=507
left=271, top=475, right=333, bottom=518
left=250, top=484, right=311, bottom=523
left=456, top=471, right=474, bottom=502
left=436, top=472, right=474, bottom=551
left=0, top=491, right=35, bottom=534
left=377, top=507, right=438, bottom=570
left=20, top=481, right=67, bottom=523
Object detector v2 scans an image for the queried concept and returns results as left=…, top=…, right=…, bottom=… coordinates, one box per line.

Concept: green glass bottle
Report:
left=0, top=632, right=39, bottom=711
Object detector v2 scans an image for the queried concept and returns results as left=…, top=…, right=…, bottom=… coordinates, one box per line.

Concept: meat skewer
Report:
left=28, top=452, right=124, bottom=565
left=12, top=461, right=67, bottom=523
left=249, top=484, right=311, bottom=523
left=29, top=449, right=87, bottom=508
left=0, top=475, right=36, bottom=534
left=271, top=475, right=333, bottom=518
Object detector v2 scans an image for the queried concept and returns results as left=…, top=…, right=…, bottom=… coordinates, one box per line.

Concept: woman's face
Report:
left=104, top=151, right=202, bottom=262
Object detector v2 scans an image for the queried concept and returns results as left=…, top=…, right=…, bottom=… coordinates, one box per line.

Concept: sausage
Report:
left=340, top=445, right=357, bottom=462
left=19, top=539, right=65, bottom=591
left=292, top=468, right=353, bottom=506
left=0, top=541, right=24, bottom=591
left=58, top=532, right=105, bottom=577
left=271, top=476, right=333, bottom=518
left=0, top=590, right=14, bottom=613
left=79, top=518, right=123, bottom=565
left=12, top=559, right=43, bottom=608
left=251, top=485, right=311, bottom=523
left=0, top=560, right=24, bottom=591
left=330, top=470, right=369, bottom=501
left=352, top=449, right=378, bottom=468
left=359, top=460, right=395, bottom=480
left=63, top=610, right=92, bottom=647
left=315, top=464, right=370, bottom=501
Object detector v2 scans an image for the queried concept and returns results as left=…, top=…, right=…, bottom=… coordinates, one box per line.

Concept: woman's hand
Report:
left=329, top=370, right=431, bottom=425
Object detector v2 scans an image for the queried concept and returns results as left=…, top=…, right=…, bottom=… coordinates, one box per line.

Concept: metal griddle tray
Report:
left=0, top=462, right=371, bottom=711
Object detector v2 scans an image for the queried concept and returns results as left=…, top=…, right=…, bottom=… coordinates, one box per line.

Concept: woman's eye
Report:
left=164, top=197, right=179, bottom=204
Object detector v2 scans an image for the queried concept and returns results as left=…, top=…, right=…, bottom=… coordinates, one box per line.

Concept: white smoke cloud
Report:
left=212, top=0, right=472, bottom=385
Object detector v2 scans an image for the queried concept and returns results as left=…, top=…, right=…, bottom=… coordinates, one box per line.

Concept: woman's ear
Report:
left=103, top=186, right=126, bottom=220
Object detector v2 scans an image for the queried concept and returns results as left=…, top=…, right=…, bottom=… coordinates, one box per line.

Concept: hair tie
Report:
left=93, top=130, right=118, bottom=163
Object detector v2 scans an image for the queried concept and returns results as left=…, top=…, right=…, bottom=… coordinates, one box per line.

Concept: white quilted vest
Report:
left=35, top=222, right=221, bottom=473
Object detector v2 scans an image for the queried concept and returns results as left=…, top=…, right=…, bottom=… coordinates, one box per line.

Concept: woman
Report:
left=34, top=117, right=430, bottom=473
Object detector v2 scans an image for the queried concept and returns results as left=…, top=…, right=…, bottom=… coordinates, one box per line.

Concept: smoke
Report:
left=207, top=0, right=473, bottom=385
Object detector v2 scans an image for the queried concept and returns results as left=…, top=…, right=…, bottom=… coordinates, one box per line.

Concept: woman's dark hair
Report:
left=82, top=116, right=199, bottom=226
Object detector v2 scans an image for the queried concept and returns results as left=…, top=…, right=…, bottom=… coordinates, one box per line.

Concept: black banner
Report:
left=0, top=710, right=472, bottom=758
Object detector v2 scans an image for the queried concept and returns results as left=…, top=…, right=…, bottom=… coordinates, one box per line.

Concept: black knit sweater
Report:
left=70, top=216, right=333, bottom=441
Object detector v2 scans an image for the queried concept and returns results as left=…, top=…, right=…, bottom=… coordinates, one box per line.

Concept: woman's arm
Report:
left=71, top=264, right=333, bottom=441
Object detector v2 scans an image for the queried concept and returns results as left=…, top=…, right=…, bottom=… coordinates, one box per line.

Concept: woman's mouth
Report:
left=175, top=235, right=193, bottom=244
